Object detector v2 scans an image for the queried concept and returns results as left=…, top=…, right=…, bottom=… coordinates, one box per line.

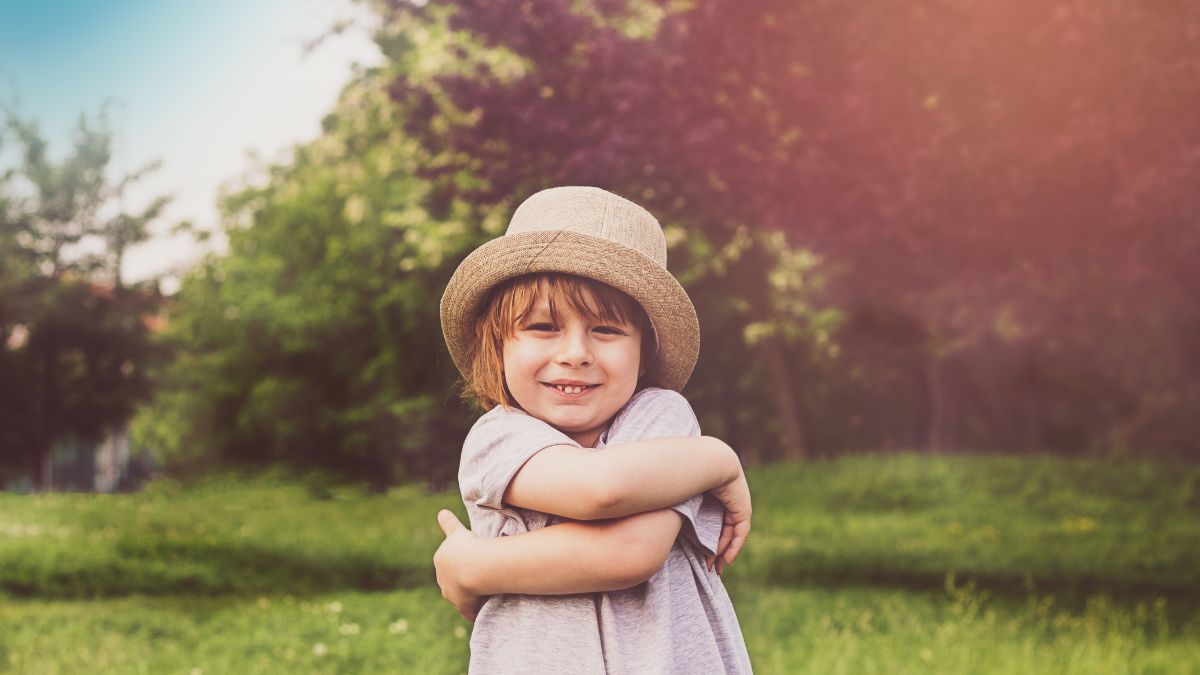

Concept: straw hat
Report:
left=439, top=186, right=699, bottom=391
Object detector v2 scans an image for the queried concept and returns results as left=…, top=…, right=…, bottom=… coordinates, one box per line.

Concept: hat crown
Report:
left=507, top=186, right=667, bottom=266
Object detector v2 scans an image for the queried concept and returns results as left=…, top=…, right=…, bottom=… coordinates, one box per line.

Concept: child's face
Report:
left=502, top=288, right=643, bottom=448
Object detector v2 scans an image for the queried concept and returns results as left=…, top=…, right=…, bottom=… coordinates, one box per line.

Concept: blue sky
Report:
left=0, top=0, right=381, bottom=288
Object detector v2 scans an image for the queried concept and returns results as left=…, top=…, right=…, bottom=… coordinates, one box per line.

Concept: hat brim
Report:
left=440, top=230, right=699, bottom=392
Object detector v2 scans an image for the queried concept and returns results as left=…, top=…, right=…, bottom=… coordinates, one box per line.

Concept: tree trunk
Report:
left=33, top=333, right=58, bottom=491
left=760, top=332, right=807, bottom=460
left=923, top=359, right=947, bottom=453
left=39, top=452, right=54, bottom=492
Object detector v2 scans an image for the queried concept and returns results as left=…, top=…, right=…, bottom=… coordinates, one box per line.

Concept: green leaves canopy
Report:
left=132, top=69, right=484, bottom=485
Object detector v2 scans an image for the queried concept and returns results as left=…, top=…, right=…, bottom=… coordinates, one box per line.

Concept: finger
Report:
left=705, top=555, right=714, bottom=571
left=438, top=509, right=464, bottom=535
left=721, top=526, right=750, bottom=566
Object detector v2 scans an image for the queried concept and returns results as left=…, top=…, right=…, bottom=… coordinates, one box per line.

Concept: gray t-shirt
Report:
left=458, top=387, right=753, bottom=674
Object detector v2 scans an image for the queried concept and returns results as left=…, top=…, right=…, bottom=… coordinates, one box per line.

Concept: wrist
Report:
left=703, top=436, right=740, bottom=486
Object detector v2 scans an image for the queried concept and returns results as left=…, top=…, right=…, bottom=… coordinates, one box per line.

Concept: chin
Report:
left=546, top=411, right=591, bottom=427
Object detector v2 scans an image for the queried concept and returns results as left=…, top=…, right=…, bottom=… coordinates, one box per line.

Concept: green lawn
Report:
left=1, top=454, right=1198, bottom=674
left=2, top=585, right=1195, bottom=674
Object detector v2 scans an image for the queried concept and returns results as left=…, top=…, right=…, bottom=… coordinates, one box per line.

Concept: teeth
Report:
left=554, top=384, right=588, bottom=394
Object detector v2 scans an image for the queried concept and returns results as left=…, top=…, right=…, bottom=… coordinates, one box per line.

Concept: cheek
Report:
left=606, top=343, right=642, bottom=381
left=502, top=339, right=541, bottom=378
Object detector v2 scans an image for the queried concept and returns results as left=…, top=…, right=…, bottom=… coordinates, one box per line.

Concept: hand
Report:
left=433, top=509, right=486, bottom=621
left=705, top=467, right=751, bottom=576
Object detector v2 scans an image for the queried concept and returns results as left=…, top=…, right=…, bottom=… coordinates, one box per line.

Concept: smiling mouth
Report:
left=542, top=382, right=599, bottom=395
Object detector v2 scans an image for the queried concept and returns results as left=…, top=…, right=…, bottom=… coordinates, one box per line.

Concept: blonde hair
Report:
left=465, top=273, right=661, bottom=410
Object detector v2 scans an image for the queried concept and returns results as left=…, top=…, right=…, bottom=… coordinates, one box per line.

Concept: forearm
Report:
left=464, top=514, right=677, bottom=596
left=590, top=435, right=740, bottom=519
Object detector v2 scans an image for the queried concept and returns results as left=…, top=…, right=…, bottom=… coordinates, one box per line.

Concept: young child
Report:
left=434, top=186, right=754, bottom=674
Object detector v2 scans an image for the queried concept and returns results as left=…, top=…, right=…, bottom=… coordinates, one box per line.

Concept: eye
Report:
left=593, top=325, right=627, bottom=336
left=525, top=322, right=556, bottom=332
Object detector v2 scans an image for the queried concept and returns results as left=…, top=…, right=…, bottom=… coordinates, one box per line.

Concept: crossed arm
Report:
left=433, top=435, right=752, bottom=620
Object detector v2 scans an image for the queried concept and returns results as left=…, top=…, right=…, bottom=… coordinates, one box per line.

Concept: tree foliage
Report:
left=131, top=61, right=490, bottom=486
left=0, top=110, right=164, bottom=487
left=140, top=0, right=1200, bottom=484
left=374, top=0, right=1200, bottom=458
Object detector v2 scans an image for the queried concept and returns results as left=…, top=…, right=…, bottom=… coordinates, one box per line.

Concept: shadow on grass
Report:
left=0, top=539, right=430, bottom=599
left=758, top=555, right=1200, bottom=607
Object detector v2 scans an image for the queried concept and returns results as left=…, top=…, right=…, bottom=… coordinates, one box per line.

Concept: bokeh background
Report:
left=2, top=1, right=1199, bottom=673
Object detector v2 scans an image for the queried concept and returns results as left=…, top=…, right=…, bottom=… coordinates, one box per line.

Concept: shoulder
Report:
left=604, top=387, right=701, bottom=442
left=465, top=405, right=513, bottom=436
left=466, top=405, right=541, bottom=440
left=462, top=406, right=576, bottom=462
left=621, top=387, right=696, bottom=417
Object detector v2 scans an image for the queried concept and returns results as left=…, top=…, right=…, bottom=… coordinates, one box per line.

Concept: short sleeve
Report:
left=601, top=388, right=724, bottom=557
left=459, top=406, right=581, bottom=512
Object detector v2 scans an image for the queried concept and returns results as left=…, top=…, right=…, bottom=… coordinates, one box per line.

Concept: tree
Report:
left=373, top=0, right=1200, bottom=458
left=0, top=109, right=165, bottom=488
left=137, top=0, right=1200, bottom=484
left=132, top=62, right=485, bottom=486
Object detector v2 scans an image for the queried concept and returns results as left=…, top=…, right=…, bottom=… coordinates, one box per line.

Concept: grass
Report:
left=737, top=583, right=1199, bottom=675
left=745, top=455, right=1200, bottom=596
left=0, top=476, right=446, bottom=597
left=2, top=584, right=1196, bottom=674
left=0, top=589, right=467, bottom=674
left=1, top=453, right=1198, bottom=673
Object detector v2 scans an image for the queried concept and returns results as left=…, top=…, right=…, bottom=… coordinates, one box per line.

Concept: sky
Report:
left=0, top=0, right=383, bottom=291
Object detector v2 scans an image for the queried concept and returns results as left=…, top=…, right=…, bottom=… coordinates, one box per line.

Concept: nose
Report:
left=555, top=327, right=593, bottom=368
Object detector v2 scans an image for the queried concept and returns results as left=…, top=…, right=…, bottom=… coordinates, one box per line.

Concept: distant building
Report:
left=94, top=426, right=131, bottom=493
left=32, top=427, right=153, bottom=493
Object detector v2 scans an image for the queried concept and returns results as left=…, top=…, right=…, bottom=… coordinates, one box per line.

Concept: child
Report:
left=434, top=186, right=754, bottom=674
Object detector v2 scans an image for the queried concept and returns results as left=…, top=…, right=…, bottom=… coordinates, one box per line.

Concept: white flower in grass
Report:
left=339, top=623, right=360, bottom=636
left=454, top=625, right=467, bottom=639
left=388, top=619, right=409, bottom=634
left=327, top=601, right=343, bottom=614
left=313, top=642, right=328, bottom=657
left=190, top=669, right=203, bottom=675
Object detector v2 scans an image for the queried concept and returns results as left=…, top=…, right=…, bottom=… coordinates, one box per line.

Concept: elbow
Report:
left=594, top=510, right=683, bottom=589
left=586, top=480, right=624, bottom=520
left=571, top=463, right=626, bottom=520
left=557, top=488, right=620, bottom=522
left=611, top=545, right=670, bottom=589
left=608, top=527, right=672, bottom=589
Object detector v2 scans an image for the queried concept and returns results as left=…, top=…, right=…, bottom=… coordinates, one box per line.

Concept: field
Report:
left=2, top=454, right=1199, bottom=674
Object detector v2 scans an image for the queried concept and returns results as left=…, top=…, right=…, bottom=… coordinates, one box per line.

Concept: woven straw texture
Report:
left=440, top=187, right=699, bottom=391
